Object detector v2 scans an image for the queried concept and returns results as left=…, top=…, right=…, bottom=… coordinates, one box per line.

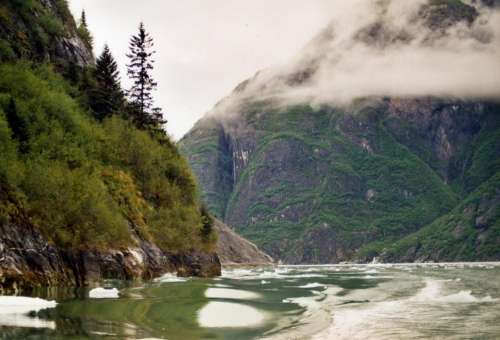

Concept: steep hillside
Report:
left=215, top=218, right=273, bottom=265
left=180, top=0, right=500, bottom=263
left=0, top=0, right=93, bottom=65
left=0, top=0, right=220, bottom=290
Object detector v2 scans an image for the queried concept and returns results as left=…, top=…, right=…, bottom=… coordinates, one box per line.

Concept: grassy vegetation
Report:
left=0, top=62, right=215, bottom=252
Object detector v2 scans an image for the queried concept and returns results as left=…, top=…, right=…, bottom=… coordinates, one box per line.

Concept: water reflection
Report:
left=1, top=263, right=499, bottom=340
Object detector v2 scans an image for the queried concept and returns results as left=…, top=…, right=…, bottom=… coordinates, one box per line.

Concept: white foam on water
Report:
left=198, top=302, right=266, bottom=328
left=261, top=280, right=270, bottom=284
left=221, top=268, right=255, bottom=279
left=0, top=296, right=57, bottom=329
left=298, top=283, right=325, bottom=289
left=205, top=288, right=260, bottom=300
left=312, top=276, right=499, bottom=340
left=411, top=279, right=497, bottom=304
left=89, top=288, right=120, bottom=299
left=222, top=267, right=327, bottom=280
left=154, top=273, right=188, bottom=283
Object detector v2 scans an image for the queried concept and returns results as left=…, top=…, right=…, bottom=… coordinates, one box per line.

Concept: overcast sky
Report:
left=68, top=0, right=337, bottom=139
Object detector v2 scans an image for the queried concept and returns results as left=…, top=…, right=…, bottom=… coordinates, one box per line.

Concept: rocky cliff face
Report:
left=0, top=188, right=220, bottom=292
left=0, top=0, right=94, bottom=66
left=182, top=98, right=499, bottom=263
left=180, top=0, right=500, bottom=264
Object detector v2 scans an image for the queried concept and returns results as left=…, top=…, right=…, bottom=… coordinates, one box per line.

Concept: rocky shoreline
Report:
left=0, top=220, right=221, bottom=293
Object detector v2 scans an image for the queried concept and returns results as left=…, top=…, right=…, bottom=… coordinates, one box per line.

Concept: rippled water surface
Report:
left=1, top=263, right=500, bottom=339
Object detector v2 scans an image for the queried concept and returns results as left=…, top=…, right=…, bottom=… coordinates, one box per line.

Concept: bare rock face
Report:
left=54, top=36, right=94, bottom=67
left=215, top=219, right=273, bottom=265
left=0, top=216, right=220, bottom=292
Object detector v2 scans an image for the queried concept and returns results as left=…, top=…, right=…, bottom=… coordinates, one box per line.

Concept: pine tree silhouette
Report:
left=126, top=22, right=166, bottom=130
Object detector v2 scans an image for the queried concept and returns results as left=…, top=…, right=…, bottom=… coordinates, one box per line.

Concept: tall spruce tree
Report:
left=126, top=22, right=166, bottom=130
left=90, top=45, right=124, bottom=120
left=77, top=10, right=93, bottom=48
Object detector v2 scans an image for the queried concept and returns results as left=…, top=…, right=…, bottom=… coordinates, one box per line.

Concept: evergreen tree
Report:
left=126, top=22, right=166, bottom=130
left=81, top=10, right=88, bottom=27
left=77, top=10, right=93, bottom=48
left=90, top=45, right=124, bottom=120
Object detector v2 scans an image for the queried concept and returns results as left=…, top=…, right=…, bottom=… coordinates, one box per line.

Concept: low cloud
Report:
left=213, top=0, right=500, bottom=116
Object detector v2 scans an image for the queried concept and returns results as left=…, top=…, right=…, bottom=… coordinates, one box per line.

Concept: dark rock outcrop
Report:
left=0, top=219, right=220, bottom=292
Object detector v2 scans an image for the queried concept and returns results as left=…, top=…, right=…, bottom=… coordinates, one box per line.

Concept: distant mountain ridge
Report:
left=180, top=0, right=500, bottom=263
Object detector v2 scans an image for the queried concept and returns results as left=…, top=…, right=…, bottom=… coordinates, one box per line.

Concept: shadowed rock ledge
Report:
left=215, top=219, right=273, bottom=265
left=0, top=214, right=221, bottom=293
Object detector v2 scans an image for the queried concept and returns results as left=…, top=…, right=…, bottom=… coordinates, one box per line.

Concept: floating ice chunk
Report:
left=89, top=288, right=120, bottom=299
left=0, top=296, right=57, bottom=315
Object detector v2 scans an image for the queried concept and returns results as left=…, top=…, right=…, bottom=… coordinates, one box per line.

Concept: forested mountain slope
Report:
left=180, top=0, right=500, bottom=263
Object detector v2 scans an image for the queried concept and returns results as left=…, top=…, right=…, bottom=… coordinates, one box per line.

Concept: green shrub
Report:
left=39, top=14, right=64, bottom=37
left=22, top=160, right=130, bottom=249
left=0, top=62, right=212, bottom=252
left=0, top=39, right=15, bottom=63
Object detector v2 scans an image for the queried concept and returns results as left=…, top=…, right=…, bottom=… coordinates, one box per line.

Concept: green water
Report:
left=1, top=263, right=500, bottom=339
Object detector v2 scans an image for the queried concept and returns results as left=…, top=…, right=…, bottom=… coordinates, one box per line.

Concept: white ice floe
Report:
left=154, top=273, right=188, bottom=283
left=89, top=288, right=120, bottom=299
left=0, top=296, right=57, bottom=315
left=0, top=296, right=57, bottom=329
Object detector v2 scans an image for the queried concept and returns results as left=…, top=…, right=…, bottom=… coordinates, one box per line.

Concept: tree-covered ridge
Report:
left=0, top=0, right=217, bottom=254
left=0, top=62, right=215, bottom=252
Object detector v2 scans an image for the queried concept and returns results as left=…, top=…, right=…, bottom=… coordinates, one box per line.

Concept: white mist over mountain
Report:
left=213, top=0, right=500, bottom=115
